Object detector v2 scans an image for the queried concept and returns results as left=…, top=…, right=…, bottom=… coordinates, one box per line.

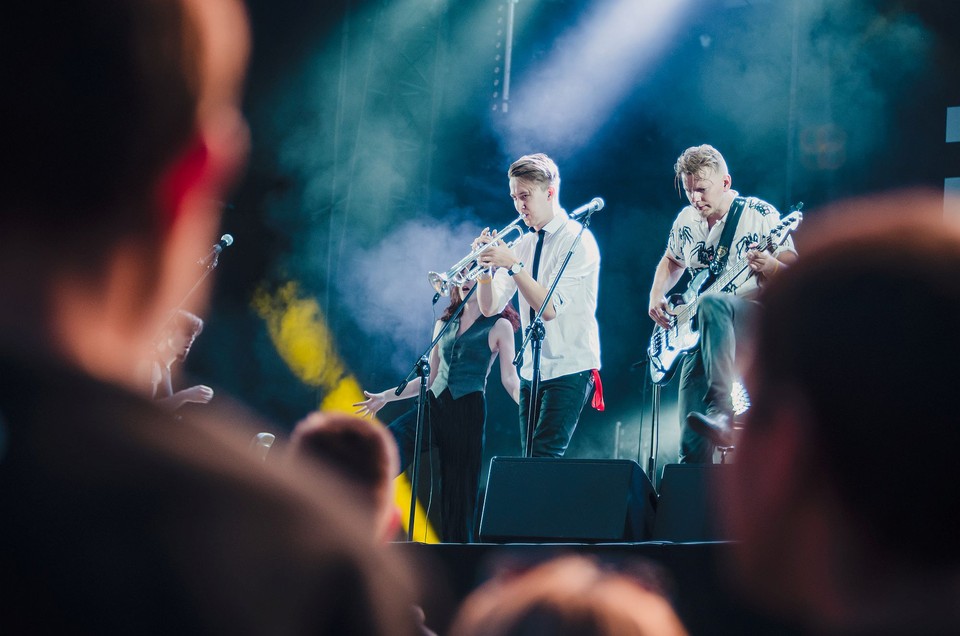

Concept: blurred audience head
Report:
left=0, top=4, right=428, bottom=634
left=728, top=189, right=960, bottom=632
left=289, top=411, right=402, bottom=542
left=449, top=555, right=688, bottom=636
left=0, top=0, right=249, bottom=382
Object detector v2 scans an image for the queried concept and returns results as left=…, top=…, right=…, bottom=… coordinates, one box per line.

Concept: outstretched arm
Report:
left=157, top=384, right=214, bottom=410
left=355, top=321, right=442, bottom=417
left=354, top=384, right=416, bottom=418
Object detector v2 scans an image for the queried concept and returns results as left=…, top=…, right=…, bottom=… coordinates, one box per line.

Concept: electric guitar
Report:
left=647, top=207, right=803, bottom=385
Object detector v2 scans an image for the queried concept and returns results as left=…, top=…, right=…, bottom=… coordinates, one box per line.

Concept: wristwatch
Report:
left=508, top=262, right=524, bottom=277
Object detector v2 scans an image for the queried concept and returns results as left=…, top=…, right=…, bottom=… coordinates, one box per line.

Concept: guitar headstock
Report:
left=771, top=202, right=803, bottom=245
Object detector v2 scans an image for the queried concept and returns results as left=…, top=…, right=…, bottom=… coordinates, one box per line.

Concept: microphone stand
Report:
left=181, top=247, right=223, bottom=306
left=630, top=356, right=661, bottom=489
left=514, top=209, right=596, bottom=458
left=648, top=375, right=662, bottom=490
left=154, top=239, right=228, bottom=344
left=397, top=283, right=478, bottom=541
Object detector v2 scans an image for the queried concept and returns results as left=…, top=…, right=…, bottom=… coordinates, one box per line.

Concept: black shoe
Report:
left=687, top=411, right=735, bottom=447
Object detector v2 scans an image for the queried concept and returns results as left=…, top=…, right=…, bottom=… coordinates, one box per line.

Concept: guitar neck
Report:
left=665, top=209, right=800, bottom=343
left=675, top=215, right=794, bottom=322
left=674, top=244, right=765, bottom=323
left=708, top=236, right=772, bottom=294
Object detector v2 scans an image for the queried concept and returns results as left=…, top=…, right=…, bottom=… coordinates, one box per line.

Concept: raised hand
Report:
left=354, top=390, right=387, bottom=417
left=182, top=384, right=214, bottom=404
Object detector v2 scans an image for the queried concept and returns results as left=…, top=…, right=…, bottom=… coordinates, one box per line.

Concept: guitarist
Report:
left=647, top=145, right=797, bottom=463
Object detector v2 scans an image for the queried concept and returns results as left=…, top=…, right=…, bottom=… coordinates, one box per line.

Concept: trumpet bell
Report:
left=425, top=214, right=525, bottom=297
left=427, top=271, right=451, bottom=296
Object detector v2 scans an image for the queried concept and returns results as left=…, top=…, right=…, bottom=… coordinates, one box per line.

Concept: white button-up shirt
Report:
left=489, top=210, right=601, bottom=381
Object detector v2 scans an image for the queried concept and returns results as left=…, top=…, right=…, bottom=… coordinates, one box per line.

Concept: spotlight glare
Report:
left=496, top=0, right=692, bottom=154
left=732, top=381, right=751, bottom=416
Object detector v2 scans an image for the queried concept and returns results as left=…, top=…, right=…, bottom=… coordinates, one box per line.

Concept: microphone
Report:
left=198, top=234, right=233, bottom=267
left=569, top=197, right=604, bottom=221
left=249, top=432, right=276, bottom=462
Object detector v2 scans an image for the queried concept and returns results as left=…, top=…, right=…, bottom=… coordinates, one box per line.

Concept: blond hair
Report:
left=674, top=144, right=729, bottom=192
left=508, top=153, right=560, bottom=192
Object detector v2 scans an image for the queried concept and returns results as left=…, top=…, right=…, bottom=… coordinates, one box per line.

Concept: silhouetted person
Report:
left=288, top=412, right=441, bottom=635
left=0, top=1, right=417, bottom=633
left=288, top=411, right=403, bottom=543
left=726, top=191, right=960, bottom=634
left=450, top=555, right=688, bottom=635
left=148, top=310, right=215, bottom=409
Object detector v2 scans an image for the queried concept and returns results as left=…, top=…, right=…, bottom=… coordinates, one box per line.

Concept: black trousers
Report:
left=387, top=389, right=485, bottom=543
left=518, top=370, right=594, bottom=457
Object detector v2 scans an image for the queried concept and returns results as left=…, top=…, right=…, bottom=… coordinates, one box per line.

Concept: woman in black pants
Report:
left=356, top=276, right=520, bottom=542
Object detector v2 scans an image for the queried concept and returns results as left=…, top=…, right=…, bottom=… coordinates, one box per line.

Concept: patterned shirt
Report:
left=665, top=192, right=797, bottom=298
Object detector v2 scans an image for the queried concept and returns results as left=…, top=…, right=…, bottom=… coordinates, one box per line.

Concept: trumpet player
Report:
left=475, top=153, right=602, bottom=458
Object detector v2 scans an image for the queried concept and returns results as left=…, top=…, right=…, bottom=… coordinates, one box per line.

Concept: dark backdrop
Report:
left=185, top=0, right=960, bottom=485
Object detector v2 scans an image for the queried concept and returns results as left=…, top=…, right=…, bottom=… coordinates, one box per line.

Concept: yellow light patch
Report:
left=253, top=281, right=439, bottom=543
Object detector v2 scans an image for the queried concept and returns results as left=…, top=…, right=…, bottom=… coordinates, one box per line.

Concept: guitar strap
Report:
left=709, top=196, right=746, bottom=276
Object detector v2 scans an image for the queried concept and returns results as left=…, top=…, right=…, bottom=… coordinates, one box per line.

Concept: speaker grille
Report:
left=479, top=457, right=657, bottom=542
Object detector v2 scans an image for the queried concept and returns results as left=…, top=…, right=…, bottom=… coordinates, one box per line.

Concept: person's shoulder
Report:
left=0, top=364, right=420, bottom=633
left=673, top=204, right=699, bottom=224
left=555, top=214, right=599, bottom=254
left=557, top=212, right=580, bottom=234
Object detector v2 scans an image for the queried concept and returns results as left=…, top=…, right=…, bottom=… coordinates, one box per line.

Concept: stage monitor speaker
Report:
left=652, top=463, right=732, bottom=542
left=478, top=457, right=657, bottom=543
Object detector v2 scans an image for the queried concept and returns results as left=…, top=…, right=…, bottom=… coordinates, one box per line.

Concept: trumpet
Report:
left=428, top=215, right=526, bottom=296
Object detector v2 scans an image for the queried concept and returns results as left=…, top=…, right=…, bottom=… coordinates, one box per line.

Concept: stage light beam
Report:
left=496, top=0, right=692, bottom=156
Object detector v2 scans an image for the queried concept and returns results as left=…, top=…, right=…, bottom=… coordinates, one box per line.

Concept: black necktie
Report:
left=529, top=229, right=546, bottom=323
